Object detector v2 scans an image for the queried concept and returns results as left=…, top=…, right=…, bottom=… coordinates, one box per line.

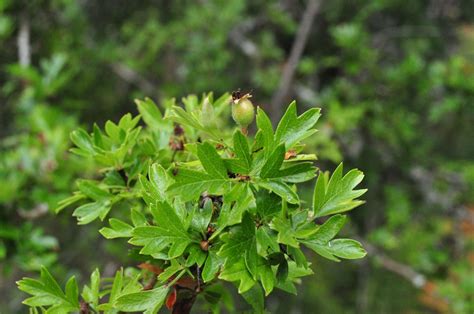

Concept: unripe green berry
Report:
left=232, top=96, right=255, bottom=127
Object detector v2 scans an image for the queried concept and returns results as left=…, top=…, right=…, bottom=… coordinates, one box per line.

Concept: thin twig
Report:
left=362, top=241, right=426, bottom=288
left=270, top=0, right=322, bottom=122
left=358, top=244, right=451, bottom=312
left=195, top=265, right=201, bottom=292
left=228, top=18, right=262, bottom=58
left=109, top=63, right=157, bottom=97
left=17, top=15, right=31, bottom=67
left=17, top=203, right=49, bottom=219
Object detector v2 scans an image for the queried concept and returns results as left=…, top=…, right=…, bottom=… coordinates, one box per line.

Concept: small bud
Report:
left=173, top=124, right=184, bottom=136
left=200, top=240, right=209, bottom=251
left=285, top=150, right=297, bottom=160
left=207, top=226, right=215, bottom=235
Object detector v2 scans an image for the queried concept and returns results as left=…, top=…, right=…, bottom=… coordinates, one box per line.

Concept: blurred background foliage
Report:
left=1, top=0, right=473, bottom=313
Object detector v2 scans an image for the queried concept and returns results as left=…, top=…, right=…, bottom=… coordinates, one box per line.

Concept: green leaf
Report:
left=40, top=267, right=66, bottom=297
left=115, top=285, right=168, bottom=313
left=140, top=164, right=171, bottom=204
left=92, top=123, right=105, bottom=148
left=241, top=284, right=264, bottom=314
left=130, top=228, right=167, bottom=258
left=131, top=201, right=196, bottom=258
left=202, top=248, right=224, bottom=283
left=109, top=269, right=124, bottom=303
left=272, top=162, right=316, bottom=183
left=131, top=208, right=147, bottom=227
left=260, top=144, right=285, bottom=178
left=104, top=170, right=125, bottom=186
left=167, top=105, right=220, bottom=140
left=274, top=101, right=321, bottom=148
left=77, top=180, right=110, bottom=201
left=216, top=183, right=255, bottom=231
left=104, top=120, right=122, bottom=141
left=218, top=213, right=258, bottom=279
left=303, top=238, right=366, bottom=261
left=167, top=105, right=203, bottom=131
left=99, top=219, right=133, bottom=239
left=328, top=239, right=367, bottom=259
left=149, top=164, right=169, bottom=200
left=118, top=113, right=141, bottom=130
left=255, top=190, right=282, bottom=222
left=270, top=210, right=318, bottom=248
left=191, top=197, right=213, bottom=233
left=135, top=98, right=163, bottom=128
left=258, top=263, right=275, bottom=296
left=313, top=163, right=367, bottom=218
left=72, top=201, right=112, bottom=225
left=218, top=258, right=256, bottom=293
left=276, top=259, right=289, bottom=284
left=17, top=267, right=79, bottom=311
left=158, top=261, right=183, bottom=282
left=185, top=244, right=207, bottom=267
left=309, top=214, right=346, bottom=243
left=255, top=107, right=274, bottom=157
left=232, top=129, right=252, bottom=173
left=258, top=180, right=299, bottom=204
left=201, top=95, right=217, bottom=127
left=70, top=128, right=95, bottom=155
left=270, top=216, right=299, bottom=248
left=139, top=175, right=160, bottom=205
left=168, top=168, right=232, bottom=201
left=197, top=141, right=228, bottom=178
left=302, top=241, right=340, bottom=262
left=81, top=269, right=100, bottom=307
left=55, top=193, right=85, bottom=213
left=224, top=157, right=248, bottom=174
left=97, top=268, right=128, bottom=312
left=64, top=277, right=79, bottom=308
left=287, top=246, right=308, bottom=268
left=275, top=261, right=313, bottom=294
left=256, top=226, right=279, bottom=257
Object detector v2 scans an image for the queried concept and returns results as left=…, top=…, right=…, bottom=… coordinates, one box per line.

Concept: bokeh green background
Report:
left=1, top=0, right=473, bottom=313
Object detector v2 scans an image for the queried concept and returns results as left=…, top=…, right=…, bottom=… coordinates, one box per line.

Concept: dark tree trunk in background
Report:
left=270, top=0, right=322, bottom=123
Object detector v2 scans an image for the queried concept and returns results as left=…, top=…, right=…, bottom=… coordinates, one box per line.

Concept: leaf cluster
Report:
left=18, top=94, right=366, bottom=313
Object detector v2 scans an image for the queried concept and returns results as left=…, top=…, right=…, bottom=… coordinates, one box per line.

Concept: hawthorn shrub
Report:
left=17, top=93, right=367, bottom=313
